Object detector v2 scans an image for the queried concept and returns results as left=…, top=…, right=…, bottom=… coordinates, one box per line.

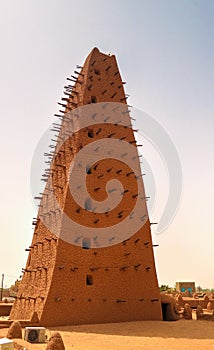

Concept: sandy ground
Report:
left=1, top=319, right=214, bottom=350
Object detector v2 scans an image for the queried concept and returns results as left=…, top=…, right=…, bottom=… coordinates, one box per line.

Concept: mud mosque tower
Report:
left=10, top=48, right=162, bottom=326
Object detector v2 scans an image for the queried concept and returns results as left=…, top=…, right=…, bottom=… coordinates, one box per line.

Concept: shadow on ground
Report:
left=49, top=319, right=214, bottom=340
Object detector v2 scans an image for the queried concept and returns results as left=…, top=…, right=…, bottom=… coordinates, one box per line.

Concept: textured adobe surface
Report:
left=7, top=321, right=22, bottom=339
left=46, top=332, right=65, bottom=350
left=10, top=48, right=162, bottom=326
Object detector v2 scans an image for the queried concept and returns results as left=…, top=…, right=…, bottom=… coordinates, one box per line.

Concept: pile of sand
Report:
left=196, top=305, right=204, bottom=318
left=183, top=303, right=192, bottom=319
left=7, top=321, right=22, bottom=339
left=46, top=332, right=65, bottom=350
left=207, top=302, right=213, bottom=311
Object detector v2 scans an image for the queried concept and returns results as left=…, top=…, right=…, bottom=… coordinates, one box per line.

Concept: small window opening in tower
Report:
left=88, top=130, right=94, bottom=138
left=84, top=198, right=92, bottom=211
left=94, top=69, right=100, bottom=75
left=86, top=275, right=93, bottom=285
left=91, top=96, right=97, bottom=103
left=86, top=165, right=92, bottom=174
left=82, top=237, right=91, bottom=249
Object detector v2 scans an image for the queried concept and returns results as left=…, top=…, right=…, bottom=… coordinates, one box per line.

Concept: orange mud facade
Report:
left=10, top=48, right=162, bottom=326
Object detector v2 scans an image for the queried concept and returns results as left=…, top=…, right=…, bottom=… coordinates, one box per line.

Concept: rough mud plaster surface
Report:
left=10, top=48, right=162, bottom=326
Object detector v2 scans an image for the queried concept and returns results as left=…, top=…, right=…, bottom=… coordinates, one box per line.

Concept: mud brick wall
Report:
left=10, top=48, right=162, bottom=326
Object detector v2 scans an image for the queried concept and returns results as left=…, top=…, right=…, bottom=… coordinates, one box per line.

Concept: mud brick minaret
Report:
left=10, top=48, right=162, bottom=326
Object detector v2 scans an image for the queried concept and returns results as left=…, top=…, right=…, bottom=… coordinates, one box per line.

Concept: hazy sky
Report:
left=0, top=0, right=213, bottom=289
